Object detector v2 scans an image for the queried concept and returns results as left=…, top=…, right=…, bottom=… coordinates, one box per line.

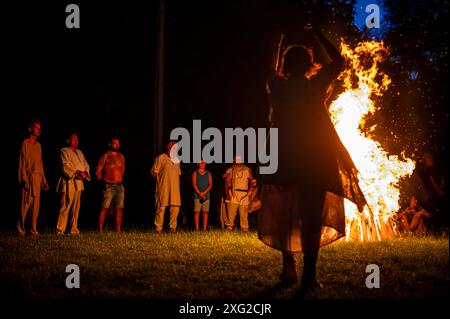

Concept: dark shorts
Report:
left=102, top=183, right=125, bottom=208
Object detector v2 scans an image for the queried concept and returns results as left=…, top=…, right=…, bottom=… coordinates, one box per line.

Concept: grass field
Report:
left=0, top=230, right=448, bottom=299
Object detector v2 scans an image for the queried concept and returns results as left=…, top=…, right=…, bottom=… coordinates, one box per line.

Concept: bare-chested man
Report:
left=96, top=137, right=125, bottom=233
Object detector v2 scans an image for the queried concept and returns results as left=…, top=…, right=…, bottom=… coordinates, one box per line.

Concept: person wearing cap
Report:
left=151, top=141, right=182, bottom=232
left=223, top=155, right=254, bottom=231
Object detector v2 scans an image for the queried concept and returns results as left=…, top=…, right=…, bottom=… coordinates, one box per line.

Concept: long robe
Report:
left=18, top=139, right=46, bottom=234
left=258, top=65, right=366, bottom=252
left=19, top=139, right=46, bottom=199
left=55, top=147, right=90, bottom=234
left=152, top=153, right=181, bottom=207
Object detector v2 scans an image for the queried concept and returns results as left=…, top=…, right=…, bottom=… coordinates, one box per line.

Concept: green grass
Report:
left=0, top=231, right=448, bottom=299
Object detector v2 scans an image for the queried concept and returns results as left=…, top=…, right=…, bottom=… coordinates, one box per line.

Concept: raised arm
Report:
left=313, top=27, right=342, bottom=62
left=311, top=25, right=344, bottom=81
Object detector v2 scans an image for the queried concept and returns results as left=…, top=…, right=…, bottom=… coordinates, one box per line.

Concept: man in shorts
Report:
left=96, top=137, right=125, bottom=233
left=192, top=160, right=213, bottom=231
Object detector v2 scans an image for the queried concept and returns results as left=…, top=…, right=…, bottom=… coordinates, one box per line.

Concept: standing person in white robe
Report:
left=151, top=141, right=181, bottom=232
left=56, top=133, right=90, bottom=235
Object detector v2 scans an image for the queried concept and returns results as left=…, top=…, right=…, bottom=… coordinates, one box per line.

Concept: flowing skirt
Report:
left=258, top=184, right=347, bottom=253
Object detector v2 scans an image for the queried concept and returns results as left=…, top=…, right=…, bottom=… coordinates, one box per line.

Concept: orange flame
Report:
left=329, top=40, right=415, bottom=241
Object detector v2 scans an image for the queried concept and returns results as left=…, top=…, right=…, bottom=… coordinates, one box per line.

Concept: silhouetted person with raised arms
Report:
left=258, top=24, right=366, bottom=292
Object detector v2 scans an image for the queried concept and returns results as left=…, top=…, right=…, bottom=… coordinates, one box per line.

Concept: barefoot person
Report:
left=18, top=119, right=49, bottom=236
left=258, top=24, right=366, bottom=291
left=96, top=137, right=125, bottom=233
left=397, top=195, right=432, bottom=235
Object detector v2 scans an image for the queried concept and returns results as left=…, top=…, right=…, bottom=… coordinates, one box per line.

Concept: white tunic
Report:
left=224, top=165, right=252, bottom=205
left=151, top=153, right=181, bottom=207
left=56, top=147, right=90, bottom=193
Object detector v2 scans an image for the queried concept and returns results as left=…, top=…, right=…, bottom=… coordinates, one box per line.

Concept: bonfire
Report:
left=329, top=40, right=415, bottom=241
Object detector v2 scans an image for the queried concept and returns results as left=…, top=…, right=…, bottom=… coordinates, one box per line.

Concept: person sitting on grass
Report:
left=397, top=195, right=432, bottom=236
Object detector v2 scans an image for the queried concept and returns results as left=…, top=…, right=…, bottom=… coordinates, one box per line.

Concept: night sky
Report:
left=4, top=1, right=448, bottom=230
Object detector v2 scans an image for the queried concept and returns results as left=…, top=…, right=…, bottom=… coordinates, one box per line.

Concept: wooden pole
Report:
left=154, top=0, right=165, bottom=156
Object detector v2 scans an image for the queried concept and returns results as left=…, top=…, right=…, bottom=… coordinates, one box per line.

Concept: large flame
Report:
left=329, top=41, right=415, bottom=241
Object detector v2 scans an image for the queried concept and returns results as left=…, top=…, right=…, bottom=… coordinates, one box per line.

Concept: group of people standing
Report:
left=18, top=119, right=125, bottom=236
left=17, top=122, right=256, bottom=236
left=150, top=142, right=256, bottom=233
left=19, top=23, right=418, bottom=292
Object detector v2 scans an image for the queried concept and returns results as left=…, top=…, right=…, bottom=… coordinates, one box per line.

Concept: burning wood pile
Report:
left=329, top=41, right=415, bottom=241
